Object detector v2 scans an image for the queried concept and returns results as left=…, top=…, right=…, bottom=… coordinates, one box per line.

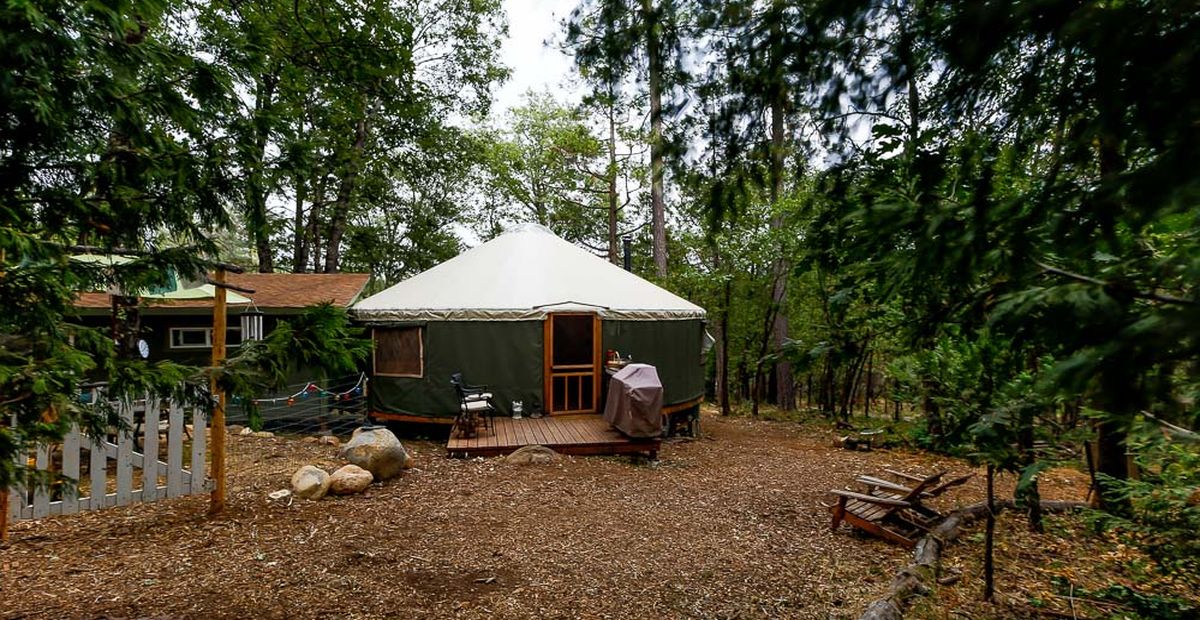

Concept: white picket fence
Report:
left=7, top=396, right=212, bottom=522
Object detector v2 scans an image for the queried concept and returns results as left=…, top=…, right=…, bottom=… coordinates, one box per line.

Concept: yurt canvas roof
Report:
left=353, top=225, right=705, bottom=321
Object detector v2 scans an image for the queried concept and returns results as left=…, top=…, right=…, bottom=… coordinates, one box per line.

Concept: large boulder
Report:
left=503, top=445, right=560, bottom=465
left=329, top=464, right=374, bottom=495
left=338, top=427, right=412, bottom=480
left=291, top=465, right=331, bottom=500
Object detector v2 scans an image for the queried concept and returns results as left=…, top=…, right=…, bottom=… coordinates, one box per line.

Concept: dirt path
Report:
left=0, top=412, right=1087, bottom=619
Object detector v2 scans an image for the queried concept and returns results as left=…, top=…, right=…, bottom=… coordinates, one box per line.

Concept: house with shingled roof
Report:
left=74, top=272, right=371, bottom=366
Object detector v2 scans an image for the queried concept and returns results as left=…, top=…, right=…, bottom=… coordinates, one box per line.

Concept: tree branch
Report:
left=1141, top=411, right=1200, bottom=441
left=1035, top=261, right=1195, bottom=306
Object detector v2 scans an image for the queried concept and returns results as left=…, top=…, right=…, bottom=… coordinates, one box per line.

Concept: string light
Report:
left=251, top=372, right=368, bottom=406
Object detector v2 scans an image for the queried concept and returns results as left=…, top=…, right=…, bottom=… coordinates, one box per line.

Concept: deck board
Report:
left=543, top=418, right=563, bottom=444
left=529, top=419, right=551, bottom=445
left=560, top=418, right=581, bottom=442
left=542, top=418, right=566, bottom=444
left=517, top=420, right=532, bottom=445
left=447, top=415, right=659, bottom=458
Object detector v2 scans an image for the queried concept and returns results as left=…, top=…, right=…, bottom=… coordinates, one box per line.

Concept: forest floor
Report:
left=0, top=407, right=1105, bottom=620
left=909, top=507, right=1200, bottom=620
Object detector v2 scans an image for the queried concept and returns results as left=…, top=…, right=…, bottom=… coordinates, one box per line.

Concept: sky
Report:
left=492, top=0, right=579, bottom=118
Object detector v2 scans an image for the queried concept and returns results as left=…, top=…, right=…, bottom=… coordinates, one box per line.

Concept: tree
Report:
left=0, top=0, right=368, bottom=525
left=197, top=0, right=508, bottom=277
left=311, top=0, right=507, bottom=275
left=568, top=0, right=687, bottom=277
left=474, top=93, right=646, bottom=257
left=0, top=0, right=233, bottom=500
left=690, top=0, right=831, bottom=411
left=814, top=0, right=1200, bottom=508
left=476, top=94, right=604, bottom=233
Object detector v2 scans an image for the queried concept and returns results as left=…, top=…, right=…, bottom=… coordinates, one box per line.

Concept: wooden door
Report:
left=544, top=313, right=601, bottom=415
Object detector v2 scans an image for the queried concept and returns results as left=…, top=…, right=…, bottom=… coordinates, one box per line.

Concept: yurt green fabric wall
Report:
left=370, top=317, right=706, bottom=420
left=602, top=319, right=705, bottom=405
left=371, top=321, right=543, bottom=419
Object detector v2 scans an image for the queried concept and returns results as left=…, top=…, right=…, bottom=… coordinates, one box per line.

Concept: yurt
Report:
left=352, top=225, right=707, bottom=423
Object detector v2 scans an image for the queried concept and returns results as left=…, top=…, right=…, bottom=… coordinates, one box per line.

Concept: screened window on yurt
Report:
left=374, top=327, right=424, bottom=377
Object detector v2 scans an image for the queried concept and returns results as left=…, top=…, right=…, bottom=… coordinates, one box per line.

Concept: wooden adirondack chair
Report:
left=882, top=469, right=975, bottom=498
left=829, top=471, right=947, bottom=548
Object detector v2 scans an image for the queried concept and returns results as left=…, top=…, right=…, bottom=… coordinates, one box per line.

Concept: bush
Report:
left=1091, top=430, right=1200, bottom=581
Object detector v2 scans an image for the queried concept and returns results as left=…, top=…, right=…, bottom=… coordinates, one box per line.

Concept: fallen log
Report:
left=858, top=499, right=1088, bottom=620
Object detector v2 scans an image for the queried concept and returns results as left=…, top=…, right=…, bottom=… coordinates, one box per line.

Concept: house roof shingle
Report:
left=75, top=273, right=371, bottom=312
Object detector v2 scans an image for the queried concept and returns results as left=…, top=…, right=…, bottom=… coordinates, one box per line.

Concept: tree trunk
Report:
left=1092, top=369, right=1133, bottom=510
left=717, top=259, right=732, bottom=417
left=323, top=115, right=368, bottom=273
left=247, top=71, right=279, bottom=273
left=291, top=171, right=308, bottom=273
left=767, top=11, right=794, bottom=411
left=839, top=343, right=869, bottom=422
left=1094, top=418, right=1130, bottom=506
left=304, top=172, right=325, bottom=273
left=864, top=352, right=874, bottom=417
left=922, top=378, right=942, bottom=447
left=736, top=357, right=750, bottom=402
left=1063, top=398, right=1081, bottom=429
left=606, top=97, right=620, bottom=265
left=896, top=7, right=921, bottom=168
left=822, top=357, right=836, bottom=417
left=752, top=283, right=780, bottom=418
left=1018, top=409, right=1044, bottom=532
left=642, top=0, right=667, bottom=278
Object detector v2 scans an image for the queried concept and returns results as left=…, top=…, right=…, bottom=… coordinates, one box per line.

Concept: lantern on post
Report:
left=240, top=307, right=265, bottom=342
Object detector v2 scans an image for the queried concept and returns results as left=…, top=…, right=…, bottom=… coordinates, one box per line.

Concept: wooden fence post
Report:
left=1, top=252, right=6, bottom=539
left=0, top=486, right=8, bottom=542
left=209, top=268, right=227, bottom=515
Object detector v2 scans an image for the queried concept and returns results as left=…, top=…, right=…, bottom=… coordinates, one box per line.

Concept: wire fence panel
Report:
left=225, top=373, right=371, bottom=498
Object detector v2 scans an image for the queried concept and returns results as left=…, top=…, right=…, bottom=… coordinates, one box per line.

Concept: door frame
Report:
left=543, top=312, right=602, bottom=415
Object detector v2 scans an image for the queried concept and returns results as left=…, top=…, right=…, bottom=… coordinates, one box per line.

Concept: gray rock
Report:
left=319, top=435, right=340, bottom=447
left=503, top=445, right=559, bottom=465
left=290, top=465, right=330, bottom=500
left=329, top=464, right=373, bottom=495
left=338, top=427, right=411, bottom=480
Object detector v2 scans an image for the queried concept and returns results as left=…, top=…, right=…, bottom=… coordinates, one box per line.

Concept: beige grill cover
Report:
left=603, top=364, right=664, bottom=438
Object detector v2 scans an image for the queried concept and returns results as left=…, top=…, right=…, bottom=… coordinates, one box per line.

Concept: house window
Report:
left=169, top=327, right=243, bottom=350
left=374, top=327, right=423, bottom=377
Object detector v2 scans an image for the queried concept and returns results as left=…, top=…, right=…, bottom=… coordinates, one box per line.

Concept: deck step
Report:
left=447, top=415, right=660, bottom=458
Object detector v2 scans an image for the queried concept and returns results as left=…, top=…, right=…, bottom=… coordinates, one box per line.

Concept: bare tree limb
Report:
left=1035, top=261, right=1195, bottom=306
left=1141, top=411, right=1200, bottom=441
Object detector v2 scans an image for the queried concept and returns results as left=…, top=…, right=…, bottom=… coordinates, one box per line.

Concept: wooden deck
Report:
left=446, top=415, right=660, bottom=458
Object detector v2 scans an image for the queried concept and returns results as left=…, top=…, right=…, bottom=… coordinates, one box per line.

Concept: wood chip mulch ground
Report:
left=908, top=508, right=1200, bottom=620
left=1, top=410, right=1088, bottom=620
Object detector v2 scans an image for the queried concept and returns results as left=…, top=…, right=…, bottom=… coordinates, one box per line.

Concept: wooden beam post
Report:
left=1, top=255, right=10, bottom=539
left=208, top=268, right=227, bottom=515
left=0, top=485, right=8, bottom=542
left=0, top=253, right=8, bottom=539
